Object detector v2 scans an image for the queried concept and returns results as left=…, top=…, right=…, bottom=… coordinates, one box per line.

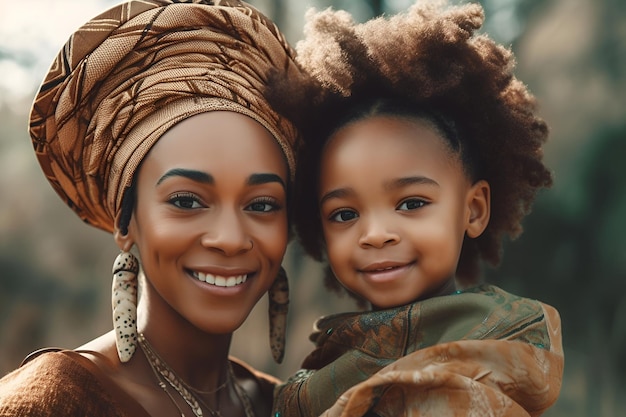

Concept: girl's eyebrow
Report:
left=385, top=176, right=439, bottom=190
left=319, top=188, right=353, bottom=206
left=157, top=168, right=213, bottom=185
left=320, top=176, right=439, bottom=205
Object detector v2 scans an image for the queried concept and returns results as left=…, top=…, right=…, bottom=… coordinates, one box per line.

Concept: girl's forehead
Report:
left=324, top=115, right=457, bottom=160
left=320, top=115, right=466, bottom=184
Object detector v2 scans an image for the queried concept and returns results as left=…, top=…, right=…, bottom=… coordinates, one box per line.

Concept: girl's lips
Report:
left=359, top=260, right=412, bottom=273
left=358, top=262, right=415, bottom=283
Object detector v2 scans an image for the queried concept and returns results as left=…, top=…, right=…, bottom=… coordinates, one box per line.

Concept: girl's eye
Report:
left=246, top=197, right=281, bottom=213
left=397, top=198, right=427, bottom=211
left=330, top=209, right=359, bottom=223
left=168, top=193, right=203, bottom=209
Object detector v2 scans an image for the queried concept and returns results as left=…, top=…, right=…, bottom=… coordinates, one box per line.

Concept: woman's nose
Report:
left=200, top=208, right=253, bottom=256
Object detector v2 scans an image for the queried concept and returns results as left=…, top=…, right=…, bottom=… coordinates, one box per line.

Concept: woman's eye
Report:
left=330, top=209, right=358, bottom=223
left=397, top=198, right=427, bottom=211
left=169, top=193, right=203, bottom=209
left=246, top=198, right=281, bottom=213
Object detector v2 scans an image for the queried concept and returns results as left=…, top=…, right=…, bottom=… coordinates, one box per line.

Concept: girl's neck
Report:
left=370, top=277, right=458, bottom=311
left=427, top=278, right=458, bottom=299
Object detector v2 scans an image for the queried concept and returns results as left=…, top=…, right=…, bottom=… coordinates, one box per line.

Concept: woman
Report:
left=0, top=1, right=302, bottom=416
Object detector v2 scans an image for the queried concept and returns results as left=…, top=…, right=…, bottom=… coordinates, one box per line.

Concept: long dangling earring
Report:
left=112, top=251, right=139, bottom=363
left=268, top=266, right=289, bottom=363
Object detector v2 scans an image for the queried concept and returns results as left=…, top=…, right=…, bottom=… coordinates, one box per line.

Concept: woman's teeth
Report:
left=193, top=272, right=248, bottom=287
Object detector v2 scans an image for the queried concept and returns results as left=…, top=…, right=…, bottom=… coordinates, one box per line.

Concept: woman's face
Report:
left=125, top=111, right=289, bottom=334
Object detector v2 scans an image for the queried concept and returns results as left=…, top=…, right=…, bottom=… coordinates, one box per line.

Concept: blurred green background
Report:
left=1, top=0, right=624, bottom=415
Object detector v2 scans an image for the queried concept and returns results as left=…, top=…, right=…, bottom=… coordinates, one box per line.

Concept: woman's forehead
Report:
left=141, top=112, right=288, bottom=182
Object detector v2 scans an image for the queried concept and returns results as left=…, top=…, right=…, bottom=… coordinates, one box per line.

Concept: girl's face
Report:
left=123, top=111, right=289, bottom=333
left=318, top=115, right=489, bottom=310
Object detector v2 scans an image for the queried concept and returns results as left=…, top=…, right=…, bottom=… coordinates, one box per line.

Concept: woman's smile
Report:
left=187, top=269, right=252, bottom=296
left=184, top=258, right=259, bottom=291
left=189, top=270, right=249, bottom=287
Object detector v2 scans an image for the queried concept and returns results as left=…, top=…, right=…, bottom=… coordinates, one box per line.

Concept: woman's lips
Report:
left=189, top=270, right=249, bottom=287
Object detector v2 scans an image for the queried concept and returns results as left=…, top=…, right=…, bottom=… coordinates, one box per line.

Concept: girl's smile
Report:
left=357, top=260, right=416, bottom=284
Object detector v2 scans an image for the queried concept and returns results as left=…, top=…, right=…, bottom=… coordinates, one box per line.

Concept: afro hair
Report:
left=267, top=0, right=552, bottom=296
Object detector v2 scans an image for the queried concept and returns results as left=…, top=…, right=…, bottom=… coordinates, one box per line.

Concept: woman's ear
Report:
left=466, top=180, right=490, bottom=238
left=113, top=211, right=135, bottom=252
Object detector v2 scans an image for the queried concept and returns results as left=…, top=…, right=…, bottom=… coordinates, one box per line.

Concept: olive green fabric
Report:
left=273, top=285, right=563, bottom=417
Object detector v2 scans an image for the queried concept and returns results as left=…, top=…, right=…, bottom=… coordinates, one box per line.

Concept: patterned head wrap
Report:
left=29, top=0, right=301, bottom=233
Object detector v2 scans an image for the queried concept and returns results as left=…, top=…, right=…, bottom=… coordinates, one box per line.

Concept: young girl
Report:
left=269, top=1, right=563, bottom=416
left=0, top=1, right=302, bottom=416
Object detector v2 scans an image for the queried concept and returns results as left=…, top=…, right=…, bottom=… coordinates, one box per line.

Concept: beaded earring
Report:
left=112, top=251, right=139, bottom=363
left=268, top=266, right=289, bottom=363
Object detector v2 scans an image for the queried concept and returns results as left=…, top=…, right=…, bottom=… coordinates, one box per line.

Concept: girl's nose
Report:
left=358, top=215, right=400, bottom=249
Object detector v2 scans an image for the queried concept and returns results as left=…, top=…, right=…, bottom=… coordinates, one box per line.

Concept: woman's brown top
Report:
left=0, top=349, right=277, bottom=416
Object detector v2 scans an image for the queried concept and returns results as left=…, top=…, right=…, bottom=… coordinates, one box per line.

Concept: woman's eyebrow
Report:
left=156, top=170, right=285, bottom=190
left=156, top=168, right=214, bottom=185
left=248, top=173, right=286, bottom=190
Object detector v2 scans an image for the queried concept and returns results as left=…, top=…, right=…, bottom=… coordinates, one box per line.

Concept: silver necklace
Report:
left=138, top=333, right=256, bottom=417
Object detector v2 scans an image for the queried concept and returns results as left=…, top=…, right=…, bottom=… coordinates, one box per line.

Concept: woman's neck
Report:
left=138, top=295, right=233, bottom=391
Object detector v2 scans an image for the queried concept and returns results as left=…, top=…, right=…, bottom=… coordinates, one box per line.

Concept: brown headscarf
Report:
left=29, top=0, right=301, bottom=233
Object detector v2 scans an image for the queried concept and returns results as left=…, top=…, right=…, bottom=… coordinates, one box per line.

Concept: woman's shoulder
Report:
left=2, top=348, right=88, bottom=390
left=0, top=349, right=127, bottom=416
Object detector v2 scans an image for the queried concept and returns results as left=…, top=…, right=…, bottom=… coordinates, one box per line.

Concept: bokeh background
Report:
left=1, top=0, right=625, bottom=415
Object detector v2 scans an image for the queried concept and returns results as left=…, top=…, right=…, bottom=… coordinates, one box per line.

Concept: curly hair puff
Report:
left=266, top=1, right=552, bottom=296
